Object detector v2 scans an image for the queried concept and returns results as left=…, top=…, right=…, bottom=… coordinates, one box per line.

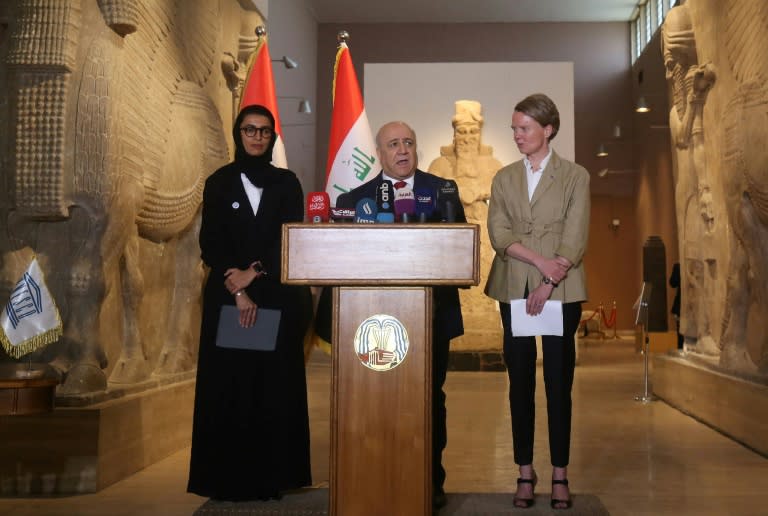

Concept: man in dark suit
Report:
left=317, top=121, right=465, bottom=510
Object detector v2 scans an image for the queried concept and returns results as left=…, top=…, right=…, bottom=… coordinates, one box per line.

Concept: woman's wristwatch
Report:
left=542, top=276, right=556, bottom=286
left=251, top=261, right=265, bottom=275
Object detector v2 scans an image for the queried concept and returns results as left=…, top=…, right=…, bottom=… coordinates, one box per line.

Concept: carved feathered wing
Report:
left=725, top=0, right=768, bottom=85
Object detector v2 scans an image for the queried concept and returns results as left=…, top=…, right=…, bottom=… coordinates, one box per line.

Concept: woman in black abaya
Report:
left=187, top=104, right=312, bottom=501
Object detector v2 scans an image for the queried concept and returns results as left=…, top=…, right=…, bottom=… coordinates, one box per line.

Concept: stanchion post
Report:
left=634, top=322, right=655, bottom=403
left=634, top=282, right=656, bottom=403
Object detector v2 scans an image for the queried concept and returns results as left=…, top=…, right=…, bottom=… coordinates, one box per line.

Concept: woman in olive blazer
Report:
left=484, top=94, right=589, bottom=510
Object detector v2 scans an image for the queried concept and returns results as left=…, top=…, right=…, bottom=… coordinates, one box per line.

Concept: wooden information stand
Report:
left=282, top=223, right=479, bottom=516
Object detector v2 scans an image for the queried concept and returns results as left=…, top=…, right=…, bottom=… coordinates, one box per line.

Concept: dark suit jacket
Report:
left=315, top=169, right=466, bottom=343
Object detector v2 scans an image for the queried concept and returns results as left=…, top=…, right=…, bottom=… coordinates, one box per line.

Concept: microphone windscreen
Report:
left=436, top=181, right=459, bottom=222
left=394, top=187, right=416, bottom=222
left=354, top=197, right=377, bottom=224
left=376, top=180, right=394, bottom=215
left=330, top=207, right=355, bottom=223
left=414, top=188, right=435, bottom=222
left=306, top=191, right=330, bottom=223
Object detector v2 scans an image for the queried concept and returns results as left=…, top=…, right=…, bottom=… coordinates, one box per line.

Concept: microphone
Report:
left=414, top=188, right=435, bottom=223
left=330, top=207, right=355, bottom=223
left=375, top=180, right=395, bottom=223
left=436, top=180, right=459, bottom=222
left=307, top=191, right=330, bottom=223
left=394, top=186, right=416, bottom=223
left=354, top=197, right=377, bottom=224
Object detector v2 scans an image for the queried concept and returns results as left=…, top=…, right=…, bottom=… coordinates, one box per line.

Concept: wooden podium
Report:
left=282, top=223, right=479, bottom=516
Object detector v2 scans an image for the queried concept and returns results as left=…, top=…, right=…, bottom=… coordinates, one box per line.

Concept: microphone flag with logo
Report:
left=324, top=32, right=379, bottom=206
left=375, top=180, right=395, bottom=223
left=354, top=197, right=377, bottom=223
left=239, top=28, right=287, bottom=169
left=1, top=257, right=62, bottom=359
left=307, top=192, right=330, bottom=223
left=394, top=186, right=416, bottom=223
left=414, top=188, right=435, bottom=222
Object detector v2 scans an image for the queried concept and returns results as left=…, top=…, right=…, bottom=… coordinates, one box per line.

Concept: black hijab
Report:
left=233, top=104, right=279, bottom=187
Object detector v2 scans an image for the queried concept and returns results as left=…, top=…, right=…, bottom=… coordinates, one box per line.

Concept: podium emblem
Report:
left=354, top=314, right=409, bottom=371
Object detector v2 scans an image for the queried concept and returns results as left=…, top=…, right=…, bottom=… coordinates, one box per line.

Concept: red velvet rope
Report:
left=580, top=309, right=599, bottom=324
left=599, top=304, right=617, bottom=328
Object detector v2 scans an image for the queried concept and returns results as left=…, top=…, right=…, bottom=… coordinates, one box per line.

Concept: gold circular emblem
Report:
left=354, top=314, right=409, bottom=371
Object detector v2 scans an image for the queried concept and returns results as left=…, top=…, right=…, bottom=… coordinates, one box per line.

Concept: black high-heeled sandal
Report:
left=513, top=472, right=537, bottom=508
left=550, top=478, right=572, bottom=509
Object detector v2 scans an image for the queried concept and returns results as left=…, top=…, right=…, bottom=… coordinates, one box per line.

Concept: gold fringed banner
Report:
left=0, top=257, right=63, bottom=359
left=0, top=325, right=62, bottom=359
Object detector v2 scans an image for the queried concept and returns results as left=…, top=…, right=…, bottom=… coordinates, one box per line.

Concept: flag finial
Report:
left=255, top=25, right=266, bottom=38
left=337, top=30, right=349, bottom=44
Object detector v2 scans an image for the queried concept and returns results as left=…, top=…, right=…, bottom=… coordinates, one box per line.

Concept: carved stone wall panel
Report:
left=0, top=0, right=263, bottom=397
left=6, top=1, right=82, bottom=218
left=177, top=0, right=219, bottom=87
left=668, top=0, right=768, bottom=376
left=75, top=40, right=117, bottom=200
left=96, top=0, right=139, bottom=36
left=12, top=71, right=70, bottom=217
left=7, top=0, right=80, bottom=69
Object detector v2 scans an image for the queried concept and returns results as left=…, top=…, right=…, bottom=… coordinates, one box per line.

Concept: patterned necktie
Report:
left=394, top=181, right=407, bottom=189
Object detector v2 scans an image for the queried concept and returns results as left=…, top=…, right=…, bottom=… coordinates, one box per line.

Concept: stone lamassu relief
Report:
left=428, top=101, right=503, bottom=351
left=661, top=4, right=721, bottom=356
left=0, top=0, right=261, bottom=395
left=717, top=0, right=768, bottom=373
left=663, top=0, right=768, bottom=376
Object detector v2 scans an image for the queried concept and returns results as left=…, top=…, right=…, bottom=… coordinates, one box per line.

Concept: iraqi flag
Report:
left=0, top=257, right=62, bottom=359
left=324, top=42, right=378, bottom=206
left=239, top=37, right=288, bottom=169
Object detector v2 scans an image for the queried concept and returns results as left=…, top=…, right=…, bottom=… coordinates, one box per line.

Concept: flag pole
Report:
left=232, top=25, right=267, bottom=121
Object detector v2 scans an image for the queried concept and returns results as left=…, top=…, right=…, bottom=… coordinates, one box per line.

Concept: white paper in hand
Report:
left=509, top=299, right=563, bottom=337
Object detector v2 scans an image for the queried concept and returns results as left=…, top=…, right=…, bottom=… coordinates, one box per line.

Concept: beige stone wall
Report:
left=0, top=0, right=267, bottom=396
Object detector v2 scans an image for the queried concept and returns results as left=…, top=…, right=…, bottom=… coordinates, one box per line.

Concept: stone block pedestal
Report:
left=0, top=378, right=195, bottom=495
left=653, top=354, right=768, bottom=456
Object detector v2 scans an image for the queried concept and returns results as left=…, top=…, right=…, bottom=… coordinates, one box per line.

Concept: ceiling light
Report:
left=273, top=55, right=298, bottom=69
left=635, top=96, right=650, bottom=113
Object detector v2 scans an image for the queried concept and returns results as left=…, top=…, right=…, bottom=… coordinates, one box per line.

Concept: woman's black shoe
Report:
left=550, top=479, right=572, bottom=509
left=513, top=472, right=537, bottom=508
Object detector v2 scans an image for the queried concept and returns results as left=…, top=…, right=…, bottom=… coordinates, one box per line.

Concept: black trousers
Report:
left=499, top=300, right=582, bottom=467
left=433, top=336, right=450, bottom=490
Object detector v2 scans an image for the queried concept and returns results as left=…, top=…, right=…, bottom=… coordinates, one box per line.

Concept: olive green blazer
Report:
left=484, top=151, right=590, bottom=304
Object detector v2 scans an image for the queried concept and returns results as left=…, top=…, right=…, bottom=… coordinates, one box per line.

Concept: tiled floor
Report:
left=1, top=338, right=766, bottom=515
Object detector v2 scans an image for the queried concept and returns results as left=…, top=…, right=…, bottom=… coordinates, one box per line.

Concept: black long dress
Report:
left=187, top=158, right=312, bottom=500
